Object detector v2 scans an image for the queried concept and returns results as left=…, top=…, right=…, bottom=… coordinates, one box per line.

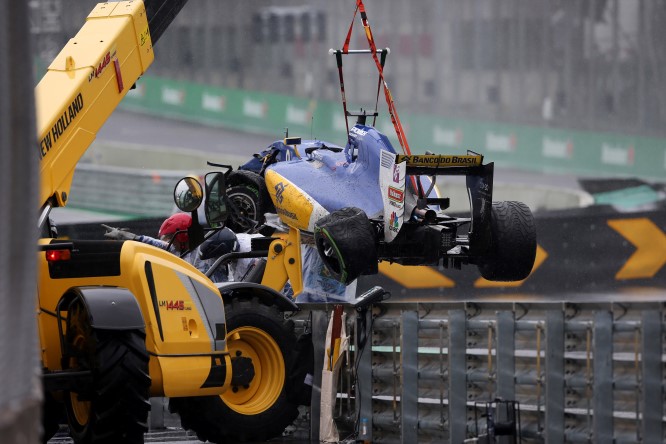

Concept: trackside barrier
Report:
left=65, top=140, right=593, bottom=219
left=359, top=206, right=666, bottom=297
left=66, top=141, right=247, bottom=218
left=67, top=162, right=591, bottom=219
left=120, top=75, right=666, bottom=181
left=58, top=206, right=666, bottom=296
left=292, top=300, right=665, bottom=443
left=68, top=164, right=186, bottom=217
left=58, top=213, right=666, bottom=441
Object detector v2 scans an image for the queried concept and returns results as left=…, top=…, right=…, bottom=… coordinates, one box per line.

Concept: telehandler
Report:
left=36, top=2, right=303, bottom=442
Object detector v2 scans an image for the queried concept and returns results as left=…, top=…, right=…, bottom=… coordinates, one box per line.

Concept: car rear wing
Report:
left=380, top=151, right=494, bottom=255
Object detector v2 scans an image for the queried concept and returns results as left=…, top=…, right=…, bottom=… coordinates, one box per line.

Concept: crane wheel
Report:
left=169, top=296, right=299, bottom=442
left=63, top=300, right=150, bottom=444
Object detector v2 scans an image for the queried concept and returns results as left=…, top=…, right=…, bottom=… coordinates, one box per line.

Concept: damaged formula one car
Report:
left=221, top=0, right=537, bottom=286
left=262, top=122, right=538, bottom=285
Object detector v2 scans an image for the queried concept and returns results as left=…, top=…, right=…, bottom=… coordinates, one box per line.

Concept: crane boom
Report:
left=35, top=0, right=187, bottom=210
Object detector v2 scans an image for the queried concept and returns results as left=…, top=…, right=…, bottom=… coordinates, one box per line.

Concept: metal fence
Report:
left=31, top=0, right=666, bottom=138
left=299, top=300, right=665, bottom=443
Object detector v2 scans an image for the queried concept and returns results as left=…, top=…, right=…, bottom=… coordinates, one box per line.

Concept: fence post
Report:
left=401, top=310, right=419, bottom=443
left=593, top=310, right=613, bottom=442
left=545, top=307, right=565, bottom=443
left=356, top=307, right=374, bottom=441
left=310, top=309, right=328, bottom=441
left=0, top=1, right=40, bottom=442
left=641, top=308, right=663, bottom=442
left=449, top=309, right=467, bottom=443
left=496, top=310, right=516, bottom=401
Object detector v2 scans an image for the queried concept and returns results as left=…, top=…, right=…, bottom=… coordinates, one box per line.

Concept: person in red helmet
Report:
left=103, top=213, right=192, bottom=254
left=102, top=214, right=239, bottom=282
left=157, top=213, right=192, bottom=252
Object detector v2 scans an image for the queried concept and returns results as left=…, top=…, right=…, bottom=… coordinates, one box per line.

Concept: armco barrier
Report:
left=121, top=75, right=666, bottom=181
left=291, top=300, right=666, bottom=443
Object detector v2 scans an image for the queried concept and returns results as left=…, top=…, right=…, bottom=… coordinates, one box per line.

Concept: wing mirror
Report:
left=204, top=172, right=228, bottom=228
left=174, top=177, right=204, bottom=212
left=173, top=177, right=205, bottom=249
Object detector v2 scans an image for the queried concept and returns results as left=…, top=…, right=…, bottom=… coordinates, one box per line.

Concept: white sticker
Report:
left=379, top=150, right=405, bottom=242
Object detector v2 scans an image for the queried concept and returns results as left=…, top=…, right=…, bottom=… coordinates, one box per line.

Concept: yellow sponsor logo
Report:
left=265, top=170, right=314, bottom=231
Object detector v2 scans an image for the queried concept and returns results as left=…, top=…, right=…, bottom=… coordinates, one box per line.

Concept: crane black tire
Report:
left=477, top=201, right=537, bottom=281
left=169, top=297, right=299, bottom=443
left=63, top=301, right=150, bottom=444
left=314, top=207, right=378, bottom=285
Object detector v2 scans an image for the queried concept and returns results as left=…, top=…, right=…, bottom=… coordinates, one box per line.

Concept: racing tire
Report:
left=226, top=183, right=270, bottom=233
left=477, top=201, right=537, bottom=281
left=314, top=207, right=378, bottom=285
left=63, top=301, right=150, bottom=444
left=169, top=297, right=299, bottom=443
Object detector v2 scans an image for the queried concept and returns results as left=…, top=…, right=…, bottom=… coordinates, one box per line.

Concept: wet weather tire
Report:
left=63, top=301, right=150, bottom=444
left=314, top=207, right=378, bottom=285
left=477, top=201, right=537, bottom=281
left=169, top=297, right=299, bottom=443
left=225, top=171, right=273, bottom=233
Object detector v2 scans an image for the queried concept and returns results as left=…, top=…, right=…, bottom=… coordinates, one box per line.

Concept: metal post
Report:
left=545, top=308, right=564, bottom=443
left=496, top=311, right=515, bottom=402
left=593, top=310, right=613, bottom=442
left=641, top=309, right=663, bottom=442
left=401, top=310, right=419, bottom=443
left=356, top=307, right=374, bottom=441
left=448, top=309, right=467, bottom=444
left=0, top=0, right=40, bottom=442
left=310, top=309, right=328, bottom=441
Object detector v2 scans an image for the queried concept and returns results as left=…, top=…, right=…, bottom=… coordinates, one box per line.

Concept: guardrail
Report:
left=295, top=300, right=665, bottom=443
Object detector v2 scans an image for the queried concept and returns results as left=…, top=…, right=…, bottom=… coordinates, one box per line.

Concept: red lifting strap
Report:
left=338, top=0, right=412, bottom=156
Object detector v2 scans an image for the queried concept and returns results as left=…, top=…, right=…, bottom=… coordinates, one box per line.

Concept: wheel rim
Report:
left=229, top=193, right=258, bottom=220
left=221, top=326, right=284, bottom=415
left=67, top=305, right=92, bottom=428
left=69, top=392, right=91, bottom=426
left=317, top=231, right=346, bottom=280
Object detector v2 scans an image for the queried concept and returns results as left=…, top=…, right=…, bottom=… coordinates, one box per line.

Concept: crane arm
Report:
left=35, top=0, right=187, bottom=209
